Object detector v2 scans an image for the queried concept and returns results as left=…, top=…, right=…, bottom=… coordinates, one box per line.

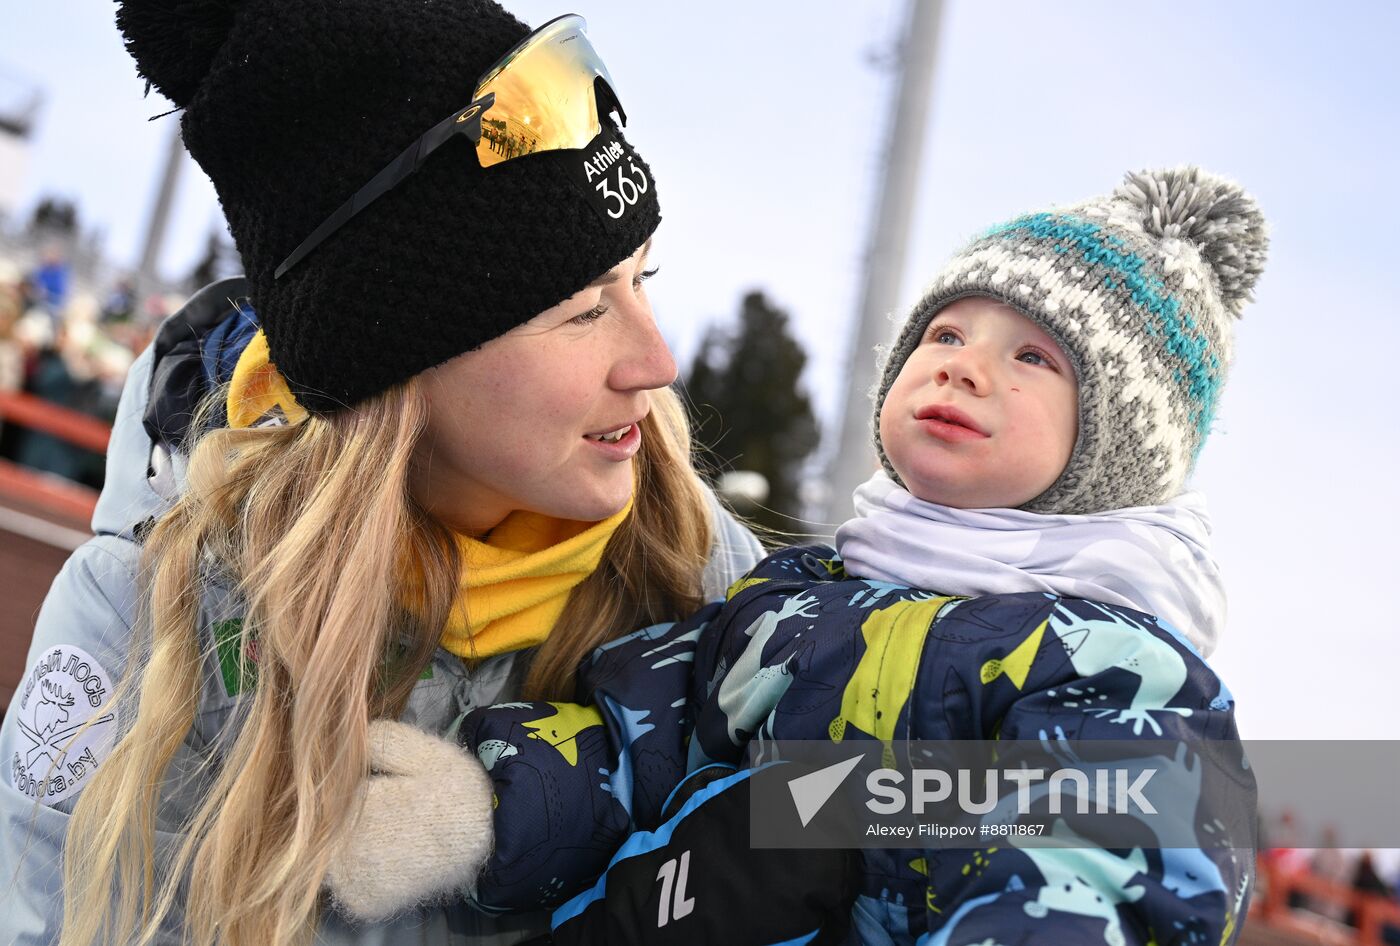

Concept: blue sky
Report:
left=5, top=1, right=1400, bottom=760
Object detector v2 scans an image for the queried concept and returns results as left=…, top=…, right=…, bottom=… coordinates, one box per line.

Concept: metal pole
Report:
left=136, top=124, right=185, bottom=306
left=822, top=0, right=944, bottom=526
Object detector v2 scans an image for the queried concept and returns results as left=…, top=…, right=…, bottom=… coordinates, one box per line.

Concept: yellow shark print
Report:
left=829, top=596, right=956, bottom=766
left=725, top=576, right=771, bottom=601
left=521, top=702, right=604, bottom=766
left=979, top=618, right=1048, bottom=690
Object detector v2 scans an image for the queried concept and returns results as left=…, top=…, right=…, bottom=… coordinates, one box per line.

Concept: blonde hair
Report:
left=58, top=381, right=713, bottom=946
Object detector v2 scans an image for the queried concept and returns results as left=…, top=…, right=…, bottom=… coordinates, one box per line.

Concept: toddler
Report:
left=337, top=166, right=1266, bottom=946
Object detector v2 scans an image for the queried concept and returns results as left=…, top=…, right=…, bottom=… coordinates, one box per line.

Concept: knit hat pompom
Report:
left=115, top=0, right=242, bottom=107
left=1114, top=166, right=1269, bottom=316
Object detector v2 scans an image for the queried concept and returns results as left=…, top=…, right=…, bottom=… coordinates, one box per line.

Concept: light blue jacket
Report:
left=0, top=278, right=764, bottom=945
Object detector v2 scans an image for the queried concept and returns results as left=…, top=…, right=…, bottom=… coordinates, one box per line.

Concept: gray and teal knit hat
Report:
left=874, top=166, right=1268, bottom=515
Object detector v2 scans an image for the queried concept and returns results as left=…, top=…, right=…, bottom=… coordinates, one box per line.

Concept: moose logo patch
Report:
left=6, top=645, right=116, bottom=805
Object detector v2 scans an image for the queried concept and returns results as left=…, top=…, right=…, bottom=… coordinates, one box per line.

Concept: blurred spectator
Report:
left=0, top=239, right=176, bottom=483
left=1, top=300, right=50, bottom=461
left=0, top=263, right=24, bottom=428
left=9, top=292, right=131, bottom=487
left=1261, top=807, right=1302, bottom=852
left=1310, top=836, right=1357, bottom=922
left=103, top=314, right=155, bottom=364
left=16, top=330, right=81, bottom=480
left=143, top=291, right=182, bottom=326
left=28, top=243, right=71, bottom=324
left=1259, top=807, right=1309, bottom=907
left=1356, top=851, right=1397, bottom=901
left=100, top=276, right=136, bottom=325
left=1351, top=851, right=1400, bottom=943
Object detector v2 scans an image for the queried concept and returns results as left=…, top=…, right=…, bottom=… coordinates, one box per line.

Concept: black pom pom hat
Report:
left=117, top=0, right=661, bottom=411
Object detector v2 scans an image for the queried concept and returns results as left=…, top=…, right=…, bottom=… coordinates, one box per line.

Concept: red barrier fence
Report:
left=0, top=390, right=112, bottom=454
left=0, top=389, right=105, bottom=525
left=1252, top=856, right=1400, bottom=946
left=0, top=458, right=99, bottom=522
left=0, top=393, right=110, bottom=712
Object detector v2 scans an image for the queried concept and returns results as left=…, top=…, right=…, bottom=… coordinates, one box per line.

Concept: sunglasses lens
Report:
left=275, top=17, right=629, bottom=279
left=472, top=16, right=619, bottom=169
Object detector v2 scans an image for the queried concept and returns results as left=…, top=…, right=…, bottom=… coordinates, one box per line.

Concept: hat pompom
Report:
left=1116, top=166, right=1269, bottom=315
left=115, top=0, right=242, bottom=108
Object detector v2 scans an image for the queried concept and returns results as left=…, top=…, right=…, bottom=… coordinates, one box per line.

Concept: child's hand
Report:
left=324, top=719, right=495, bottom=921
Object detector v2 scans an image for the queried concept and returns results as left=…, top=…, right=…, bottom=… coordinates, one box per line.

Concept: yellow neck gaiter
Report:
left=225, top=329, right=630, bottom=660
left=226, top=329, right=309, bottom=429
left=441, top=501, right=632, bottom=659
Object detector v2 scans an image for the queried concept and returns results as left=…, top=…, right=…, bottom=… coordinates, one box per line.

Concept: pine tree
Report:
left=188, top=230, right=222, bottom=291
left=683, top=291, right=820, bottom=532
left=187, top=229, right=241, bottom=290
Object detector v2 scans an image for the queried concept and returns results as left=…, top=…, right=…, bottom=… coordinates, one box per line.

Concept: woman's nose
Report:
left=610, top=299, right=678, bottom=392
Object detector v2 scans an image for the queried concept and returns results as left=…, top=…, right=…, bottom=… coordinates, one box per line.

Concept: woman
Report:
left=0, top=1, right=762, bottom=944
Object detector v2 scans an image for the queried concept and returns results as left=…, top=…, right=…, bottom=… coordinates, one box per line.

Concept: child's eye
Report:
left=929, top=326, right=962, bottom=346
left=633, top=266, right=659, bottom=290
left=1017, top=348, right=1055, bottom=368
left=569, top=303, right=608, bottom=326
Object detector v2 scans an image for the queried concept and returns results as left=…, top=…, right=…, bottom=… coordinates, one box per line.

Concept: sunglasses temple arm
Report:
left=274, top=113, right=471, bottom=279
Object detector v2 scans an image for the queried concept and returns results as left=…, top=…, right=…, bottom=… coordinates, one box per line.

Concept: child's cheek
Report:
left=878, top=404, right=906, bottom=469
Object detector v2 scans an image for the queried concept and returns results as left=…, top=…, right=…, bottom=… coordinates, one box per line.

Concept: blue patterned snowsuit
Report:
left=460, top=545, right=1253, bottom=945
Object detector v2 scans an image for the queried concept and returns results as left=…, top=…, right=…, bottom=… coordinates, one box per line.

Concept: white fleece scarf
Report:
left=834, top=472, right=1226, bottom=656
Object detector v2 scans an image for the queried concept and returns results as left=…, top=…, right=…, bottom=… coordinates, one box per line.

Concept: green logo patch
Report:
left=213, top=619, right=433, bottom=698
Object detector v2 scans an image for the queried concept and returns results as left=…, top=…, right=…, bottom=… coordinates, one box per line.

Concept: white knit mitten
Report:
left=324, top=719, right=495, bottom=921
